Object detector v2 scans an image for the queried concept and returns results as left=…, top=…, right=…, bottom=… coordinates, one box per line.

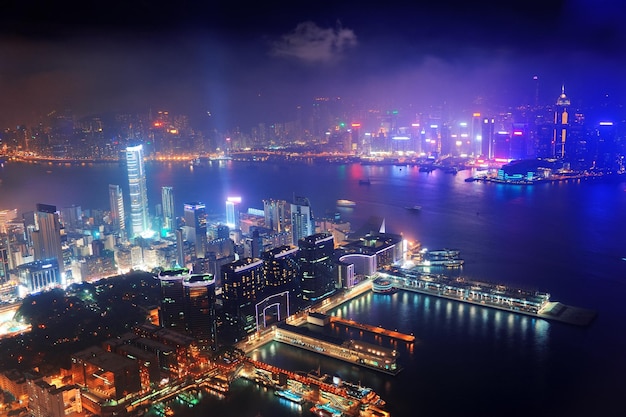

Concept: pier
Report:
left=328, top=316, right=415, bottom=343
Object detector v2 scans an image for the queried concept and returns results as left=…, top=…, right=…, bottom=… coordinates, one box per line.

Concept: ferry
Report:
left=405, top=205, right=422, bottom=211
left=336, top=199, right=356, bottom=208
left=275, top=389, right=305, bottom=404
left=426, top=249, right=460, bottom=259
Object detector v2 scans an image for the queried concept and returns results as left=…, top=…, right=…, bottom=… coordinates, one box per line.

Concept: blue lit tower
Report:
left=290, top=195, right=314, bottom=246
left=126, top=144, right=150, bottom=237
left=157, top=267, right=190, bottom=332
left=108, top=184, right=126, bottom=241
left=182, top=273, right=217, bottom=351
left=225, top=196, right=241, bottom=230
left=263, top=199, right=288, bottom=232
left=298, top=232, right=336, bottom=302
left=553, top=85, right=571, bottom=159
left=32, top=203, right=64, bottom=269
left=161, top=186, right=175, bottom=235
left=184, top=202, right=207, bottom=259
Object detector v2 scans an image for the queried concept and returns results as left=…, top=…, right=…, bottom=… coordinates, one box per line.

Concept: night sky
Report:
left=1, top=0, right=625, bottom=130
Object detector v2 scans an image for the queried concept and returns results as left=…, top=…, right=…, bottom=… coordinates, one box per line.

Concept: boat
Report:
left=405, top=205, right=421, bottom=211
left=275, top=389, right=305, bottom=404
left=464, top=177, right=476, bottom=182
left=426, top=249, right=460, bottom=259
left=336, top=199, right=356, bottom=208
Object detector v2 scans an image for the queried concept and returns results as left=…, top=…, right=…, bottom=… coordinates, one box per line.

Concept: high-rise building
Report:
left=225, top=196, right=241, bottom=230
left=108, top=184, right=126, bottom=240
left=553, top=86, right=571, bottom=159
left=182, top=273, right=217, bottom=351
left=263, top=199, right=288, bottom=232
left=184, top=202, right=207, bottom=259
left=126, top=144, right=150, bottom=237
left=262, top=245, right=301, bottom=308
left=298, top=232, right=335, bottom=302
left=161, top=186, right=175, bottom=235
left=32, top=203, right=64, bottom=269
left=221, top=257, right=265, bottom=339
left=290, top=196, right=314, bottom=246
left=157, top=267, right=190, bottom=332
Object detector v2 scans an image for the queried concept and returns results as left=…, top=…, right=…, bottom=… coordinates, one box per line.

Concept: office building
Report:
left=262, top=245, right=301, bottom=306
left=182, top=273, right=217, bottom=351
left=27, top=378, right=82, bottom=417
left=263, top=199, right=288, bottom=232
left=225, top=196, right=241, bottom=230
left=15, top=259, right=61, bottom=296
left=184, top=202, right=207, bottom=259
left=126, top=144, right=150, bottom=237
left=290, top=196, right=314, bottom=246
left=221, top=257, right=265, bottom=339
left=157, top=267, right=190, bottom=331
left=553, top=86, right=571, bottom=159
left=32, top=203, right=64, bottom=268
left=298, top=232, right=335, bottom=302
left=108, top=184, right=126, bottom=240
left=161, top=186, right=175, bottom=235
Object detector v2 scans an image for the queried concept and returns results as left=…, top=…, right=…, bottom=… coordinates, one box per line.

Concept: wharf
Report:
left=328, top=316, right=415, bottom=342
left=537, top=302, right=597, bottom=326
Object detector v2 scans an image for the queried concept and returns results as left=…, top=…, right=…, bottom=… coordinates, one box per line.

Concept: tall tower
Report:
left=182, top=273, right=217, bottom=351
left=161, top=186, right=175, bottom=235
left=108, top=184, right=126, bottom=241
left=225, top=196, right=241, bottom=230
left=290, top=196, right=314, bottom=246
left=32, top=203, right=64, bottom=269
left=126, top=144, right=150, bottom=238
left=184, top=202, right=207, bottom=259
left=553, top=85, right=571, bottom=159
left=263, top=199, right=288, bottom=232
left=157, top=267, right=190, bottom=331
left=221, top=257, right=265, bottom=339
left=298, top=232, right=335, bottom=302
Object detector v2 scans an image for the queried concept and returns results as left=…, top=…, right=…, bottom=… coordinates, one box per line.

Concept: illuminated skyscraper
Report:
left=225, top=196, right=241, bottom=230
left=182, top=273, right=217, bottom=351
left=108, top=184, right=126, bottom=240
left=126, top=144, right=150, bottom=237
left=290, top=196, right=314, bottom=246
left=158, top=267, right=190, bottom=332
left=161, top=186, right=175, bottom=235
left=553, top=86, right=570, bottom=159
left=298, top=233, right=335, bottom=302
left=221, top=257, right=264, bottom=339
left=184, top=202, right=207, bottom=259
left=32, top=203, right=64, bottom=269
left=263, top=199, right=288, bottom=232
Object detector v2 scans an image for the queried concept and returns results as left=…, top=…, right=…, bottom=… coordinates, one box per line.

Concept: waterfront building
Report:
left=32, top=203, right=64, bottom=269
left=338, top=232, right=403, bottom=276
left=70, top=346, right=141, bottom=401
left=481, top=117, right=495, bottom=159
left=126, top=144, right=150, bottom=238
left=262, top=245, right=301, bottom=307
left=225, top=196, right=242, bottom=230
left=182, top=273, right=217, bottom=351
left=290, top=195, right=314, bottom=246
left=183, top=202, right=207, bottom=259
left=108, top=184, right=126, bottom=241
left=298, top=233, right=336, bottom=302
left=221, top=257, right=265, bottom=340
left=161, top=186, right=175, bottom=235
left=157, top=267, right=190, bottom=332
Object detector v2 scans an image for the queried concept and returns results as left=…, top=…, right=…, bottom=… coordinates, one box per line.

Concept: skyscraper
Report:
left=157, top=267, right=190, bottom=331
left=290, top=196, right=314, bottom=246
left=225, top=196, right=241, bottom=230
left=126, top=144, right=150, bottom=237
left=32, top=203, right=64, bottom=269
left=184, top=202, right=207, bottom=259
left=221, top=257, right=265, bottom=339
left=298, top=232, right=335, bottom=302
left=161, top=186, right=175, bottom=235
left=108, top=184, right=126, bottom=240
left=263, top=199, right=288, bottom=232
left=553, top=86, right=571, bottom=159
left=182, top=273, right=217, bottom=351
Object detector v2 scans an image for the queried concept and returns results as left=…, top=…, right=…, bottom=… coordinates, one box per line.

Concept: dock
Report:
left=328, top=316, right=415, bottom=342
left=537, top=302, right=597, bottom=326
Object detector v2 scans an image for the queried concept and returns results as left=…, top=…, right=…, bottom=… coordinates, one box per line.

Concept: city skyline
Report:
left=0, top=1, right=625, bottom=130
